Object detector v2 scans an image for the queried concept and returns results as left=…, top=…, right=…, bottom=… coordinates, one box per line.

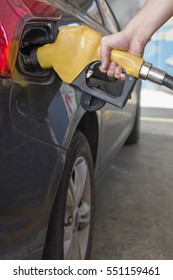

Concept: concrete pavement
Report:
left=91, top=88, right=173, bottom=259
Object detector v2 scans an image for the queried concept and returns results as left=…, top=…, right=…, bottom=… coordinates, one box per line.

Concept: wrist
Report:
left=123, top=22, right=151, bottom=57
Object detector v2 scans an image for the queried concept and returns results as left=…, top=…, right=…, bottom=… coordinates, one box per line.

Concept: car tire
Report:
left=43, top=130, right=95, bottom=260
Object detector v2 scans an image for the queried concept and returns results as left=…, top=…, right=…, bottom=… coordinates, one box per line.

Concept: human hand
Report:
left=99, top=30, right=145, bottom=80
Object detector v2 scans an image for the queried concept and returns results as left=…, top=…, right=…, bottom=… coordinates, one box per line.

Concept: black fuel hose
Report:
left=162, top=73, right=173, bottom=90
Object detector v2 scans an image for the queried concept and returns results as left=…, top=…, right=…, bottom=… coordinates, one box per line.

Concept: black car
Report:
left=0, top=0, right=141, bottom=259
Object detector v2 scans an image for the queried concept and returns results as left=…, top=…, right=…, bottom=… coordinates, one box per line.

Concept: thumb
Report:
left=100, top=36, right=112, bottom=71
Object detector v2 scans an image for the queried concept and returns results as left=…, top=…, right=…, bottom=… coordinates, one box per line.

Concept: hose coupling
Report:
left=139, top=61, right=166, bottom=85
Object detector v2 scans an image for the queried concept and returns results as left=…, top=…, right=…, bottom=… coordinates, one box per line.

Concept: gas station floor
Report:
left=91, top=87, right=173, bottom=260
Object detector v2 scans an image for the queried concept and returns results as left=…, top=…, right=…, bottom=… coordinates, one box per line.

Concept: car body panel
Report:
left=107, top=0, right=143, bottom=29
left=99, top=83, right=139, bottom=168
left=0, top=79, right=66, bottom=259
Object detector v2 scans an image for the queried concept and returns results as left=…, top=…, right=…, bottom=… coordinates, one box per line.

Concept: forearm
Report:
left=100, top=0, right=173, bottom=77
left=125, top=0, right=173, bottom=45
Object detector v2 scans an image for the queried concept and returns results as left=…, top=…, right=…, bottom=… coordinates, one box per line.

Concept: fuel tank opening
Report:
left=17, top=21, right=58, bottom=80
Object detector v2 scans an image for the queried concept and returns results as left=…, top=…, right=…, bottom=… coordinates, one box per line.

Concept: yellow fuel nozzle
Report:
left=29, top=25, right=170, bottom=90
left=31, top=25, right=144, bottom=83
left=26, top=24, right=173, bottom=109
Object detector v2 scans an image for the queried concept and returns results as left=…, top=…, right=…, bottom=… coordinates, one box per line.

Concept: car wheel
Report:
left=43, top=130, right=95, bottom=260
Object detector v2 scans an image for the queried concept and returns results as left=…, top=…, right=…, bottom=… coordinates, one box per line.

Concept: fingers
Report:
left=100, top=59, right=126, bottom=80
left=100, top=62, right=126, bottom=80
left=99, top=36, right=111, bottom=72
left=107, top=61, right=117, bottom=77
left=114, top=66, right=126, bottom=80
left=99, top=35, right=126, bottom=80
left=99, top=61, right=126, bottom=80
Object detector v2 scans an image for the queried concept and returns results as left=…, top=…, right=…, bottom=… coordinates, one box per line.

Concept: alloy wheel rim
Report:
left=63, top=156, right=91, bottom=259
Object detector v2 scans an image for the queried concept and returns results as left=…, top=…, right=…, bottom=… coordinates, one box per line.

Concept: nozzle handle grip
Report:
left=110, top=50, right=144, bottom=78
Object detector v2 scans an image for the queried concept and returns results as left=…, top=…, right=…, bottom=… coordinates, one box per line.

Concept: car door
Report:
left=66, top=0, right=139, bottom=168
left=97, top=0, right=140, bottom=167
